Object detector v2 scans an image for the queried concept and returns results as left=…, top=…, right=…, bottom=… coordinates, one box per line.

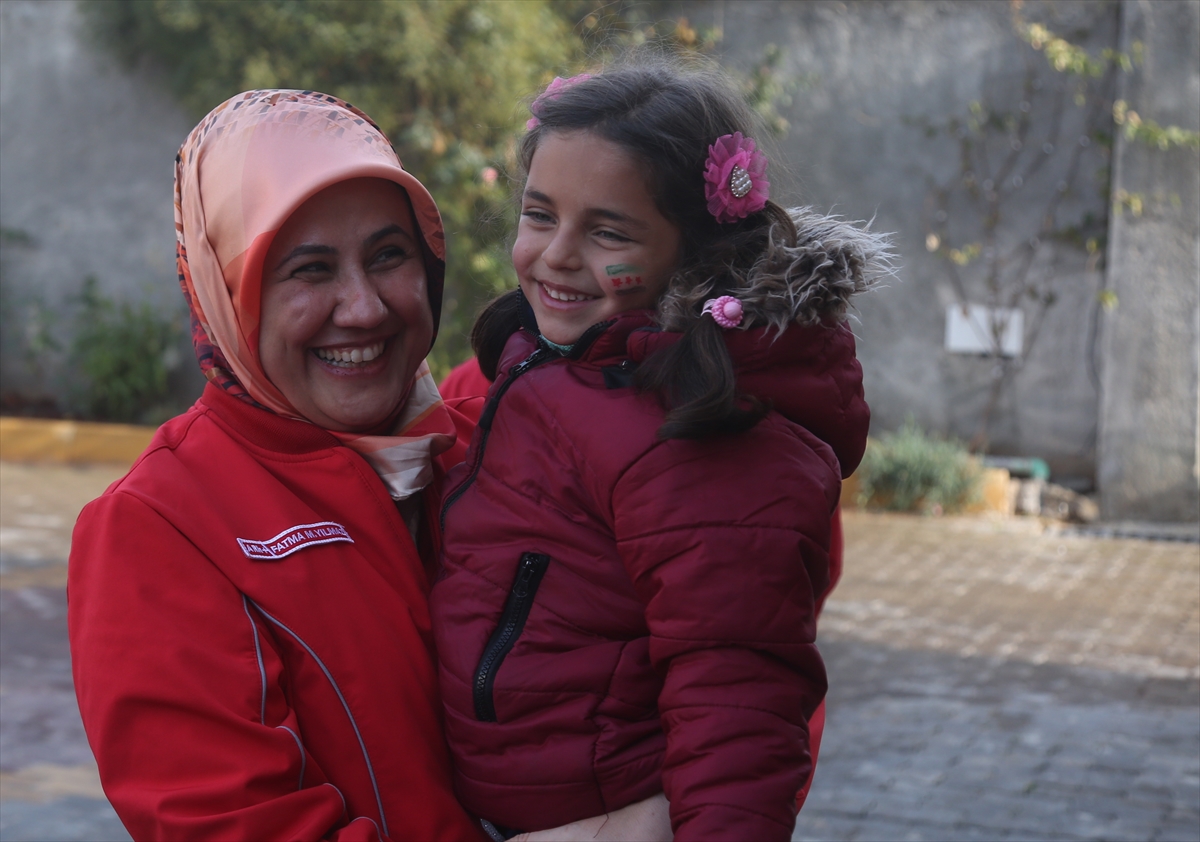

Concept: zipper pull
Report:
left=509, top=347, right=548, bottom=377
left=512, top=556, right=538, bottom=597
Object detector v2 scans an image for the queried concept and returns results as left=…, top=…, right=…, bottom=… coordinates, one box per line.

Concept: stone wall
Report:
left=1097, top=0, right=1200, bottom=521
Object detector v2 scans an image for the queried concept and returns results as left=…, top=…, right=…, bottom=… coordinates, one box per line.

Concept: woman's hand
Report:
left=513, top=793, right=671, bottom=842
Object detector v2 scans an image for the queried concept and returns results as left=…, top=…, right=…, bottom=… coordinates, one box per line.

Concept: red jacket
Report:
left=431, top=310, right=870, bottom=840
left=69, top=384, right=484, bottom=841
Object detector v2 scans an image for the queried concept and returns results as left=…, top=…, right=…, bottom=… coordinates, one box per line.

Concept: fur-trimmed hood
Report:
left=625, top=209, right=891, bottom=477
left=656, top=207, right=895, bottom=332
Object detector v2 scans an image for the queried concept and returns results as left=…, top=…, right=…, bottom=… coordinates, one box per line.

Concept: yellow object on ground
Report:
left=841, top=464, right=1014, bottom=515
left=0, top=417, right=155, bottom=466
left=965, top=467, right=1016, bottom=515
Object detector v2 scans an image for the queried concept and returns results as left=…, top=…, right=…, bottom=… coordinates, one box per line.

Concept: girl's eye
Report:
left=522, top=209, right=554, bottom=224
left=596, top=229, right=632, bottom=244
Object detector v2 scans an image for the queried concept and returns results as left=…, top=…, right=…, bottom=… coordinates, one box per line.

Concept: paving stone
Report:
left=792, top=812, right=869, bottom=842
left=0, top=795, right=130, bottom=842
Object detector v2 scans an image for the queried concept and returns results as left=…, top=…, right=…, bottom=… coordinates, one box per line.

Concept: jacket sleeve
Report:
left=612, top=421, right=838, bottom=841
left=69, top=491, right=387, bottom=842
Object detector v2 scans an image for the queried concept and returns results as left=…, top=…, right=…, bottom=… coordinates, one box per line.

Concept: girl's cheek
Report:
left=511, top=240, right=537, bottom=277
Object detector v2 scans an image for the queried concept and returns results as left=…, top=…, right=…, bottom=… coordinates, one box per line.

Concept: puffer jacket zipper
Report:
left=440, top=347, right=550, bottom=531
left=474, top=552, right=551, bottom=722
left=441, top=319, right=615, bottom=532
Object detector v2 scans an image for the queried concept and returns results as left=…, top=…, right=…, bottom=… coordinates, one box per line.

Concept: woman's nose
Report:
left=332, top=269, right=388, bottom=328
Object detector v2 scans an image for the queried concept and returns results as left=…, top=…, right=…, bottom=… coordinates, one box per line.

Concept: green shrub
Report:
left=69, top=277, right=183, bottom=424
left=856, top=422, right=982, bottom=514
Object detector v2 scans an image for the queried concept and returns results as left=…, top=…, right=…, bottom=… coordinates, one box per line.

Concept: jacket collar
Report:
left=501, top=308, right=660, bottom=372
left=199, top=382, right=342, bottom=456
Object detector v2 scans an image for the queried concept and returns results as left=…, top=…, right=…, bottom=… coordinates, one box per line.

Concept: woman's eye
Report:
left=292, top=261, right=331, bottom=277
left=372, top=245, right=409, bottom=266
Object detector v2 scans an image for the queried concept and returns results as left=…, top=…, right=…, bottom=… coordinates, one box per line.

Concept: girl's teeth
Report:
left=544, top=284, right=595, bottom=302
left=315, top=342, right=385, bottom=366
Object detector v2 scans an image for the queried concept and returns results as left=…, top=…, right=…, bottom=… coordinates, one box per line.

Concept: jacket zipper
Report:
left=473, top=552, right=551, bottom=722
left=439, top=347, right=550, bottom=532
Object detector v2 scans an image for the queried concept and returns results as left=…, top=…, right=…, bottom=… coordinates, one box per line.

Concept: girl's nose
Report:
left=541, top=229, right=582, bottom=272
left=332, top=269, right=388, bottom=328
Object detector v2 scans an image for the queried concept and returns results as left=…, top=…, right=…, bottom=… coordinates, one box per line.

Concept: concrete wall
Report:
left=1097, top=0, right=1200, bottom=521
left=675, top=0, right=1120, bottom=484
left=673, top=0, right=1197, bottom=519
left=0, top=0, right=203, bottom=410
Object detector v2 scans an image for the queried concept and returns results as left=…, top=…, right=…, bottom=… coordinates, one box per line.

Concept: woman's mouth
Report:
left=312, top=340, right=386, bottom=367
left=538, top=281, right=599, bottom=303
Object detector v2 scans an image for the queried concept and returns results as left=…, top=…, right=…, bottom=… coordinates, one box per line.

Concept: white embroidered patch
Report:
left=237, top=521, right=354, bottom=560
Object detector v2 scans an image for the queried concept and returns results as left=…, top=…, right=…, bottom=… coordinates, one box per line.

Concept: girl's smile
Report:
left=513, top=130, right=682, bottom=346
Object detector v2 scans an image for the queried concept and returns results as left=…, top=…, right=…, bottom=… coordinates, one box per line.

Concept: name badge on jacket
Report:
left=237, top=521, right=354, bottom=561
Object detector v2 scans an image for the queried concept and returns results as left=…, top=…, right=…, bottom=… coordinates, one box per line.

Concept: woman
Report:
left=68, top=90, right=666, bottom=842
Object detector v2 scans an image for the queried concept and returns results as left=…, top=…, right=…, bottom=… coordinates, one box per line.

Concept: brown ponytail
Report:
left=634, top=315, right=768, bottom=440
left=471, top=289, right=524, bottom=381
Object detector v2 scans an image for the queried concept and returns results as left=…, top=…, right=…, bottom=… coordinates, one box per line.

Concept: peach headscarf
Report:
left=174, top=90, right=455, bottom=500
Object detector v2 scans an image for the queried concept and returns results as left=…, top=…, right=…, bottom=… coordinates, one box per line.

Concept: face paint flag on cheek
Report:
left=606, top=264, right=646, bottom=296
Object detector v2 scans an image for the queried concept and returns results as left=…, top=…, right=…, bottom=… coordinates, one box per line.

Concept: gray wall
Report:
left=1097, top=0, right=1200, bottom=521
left=680, top=0, right=1118, bottom=481
left=676, top=0, right=1197, bottom=519
left=0, top=0, right=202, bottom=409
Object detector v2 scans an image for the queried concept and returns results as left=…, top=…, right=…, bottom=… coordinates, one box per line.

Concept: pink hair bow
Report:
left=703, top=132, right=769, bottom=224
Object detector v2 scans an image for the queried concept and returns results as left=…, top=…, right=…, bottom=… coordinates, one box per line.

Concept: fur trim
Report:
left=657, top=207, right=896, bottom=332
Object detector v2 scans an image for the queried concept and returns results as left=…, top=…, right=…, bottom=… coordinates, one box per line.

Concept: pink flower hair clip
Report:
left=703, top=132, right=769, bottom=224
left=526, top=74, right=593, bottom=130
left=702, top=295, right=744, bottom=329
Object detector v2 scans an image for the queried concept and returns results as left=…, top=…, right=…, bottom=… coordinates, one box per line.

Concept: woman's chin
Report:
left=296, top=380, right=405, bottom=434
left=315, top=404, right=398, bottom=434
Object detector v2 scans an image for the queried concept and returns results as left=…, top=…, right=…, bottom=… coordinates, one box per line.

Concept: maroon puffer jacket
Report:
left=432, top=210, right=890, bottom=840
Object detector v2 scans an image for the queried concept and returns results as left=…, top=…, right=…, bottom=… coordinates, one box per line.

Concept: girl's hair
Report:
left=476, top=54, right=800, bottom=439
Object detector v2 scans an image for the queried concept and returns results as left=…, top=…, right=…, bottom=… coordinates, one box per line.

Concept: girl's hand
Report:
left=513, top=793, right=672, bottom=842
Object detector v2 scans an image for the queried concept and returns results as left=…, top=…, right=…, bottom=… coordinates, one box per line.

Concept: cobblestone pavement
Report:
left=795, top=511, right=1199, bottom=842
left=1, top=462, right=129, bottom=842
left=1, top=464, right=1197, bottom=841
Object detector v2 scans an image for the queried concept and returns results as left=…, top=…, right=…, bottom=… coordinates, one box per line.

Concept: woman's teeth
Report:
left=314, top=342, right=385, bottom=366
left=543, top=284, right=597, bottom=303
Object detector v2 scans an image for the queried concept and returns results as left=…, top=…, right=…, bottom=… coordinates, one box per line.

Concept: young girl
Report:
left=430, top=59, right=891, bottom=841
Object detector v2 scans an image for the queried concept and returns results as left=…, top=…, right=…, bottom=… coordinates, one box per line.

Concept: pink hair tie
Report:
left=702, top=296, right=744, bottom=329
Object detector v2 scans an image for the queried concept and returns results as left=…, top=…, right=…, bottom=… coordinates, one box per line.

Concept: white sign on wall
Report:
left=944, top=304, right=1024, bottom=357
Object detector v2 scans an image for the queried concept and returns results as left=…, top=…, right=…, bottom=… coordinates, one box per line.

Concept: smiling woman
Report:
left=65, top=90, right=483, bottom=842
left=259, top=178, right=434, bottom=432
